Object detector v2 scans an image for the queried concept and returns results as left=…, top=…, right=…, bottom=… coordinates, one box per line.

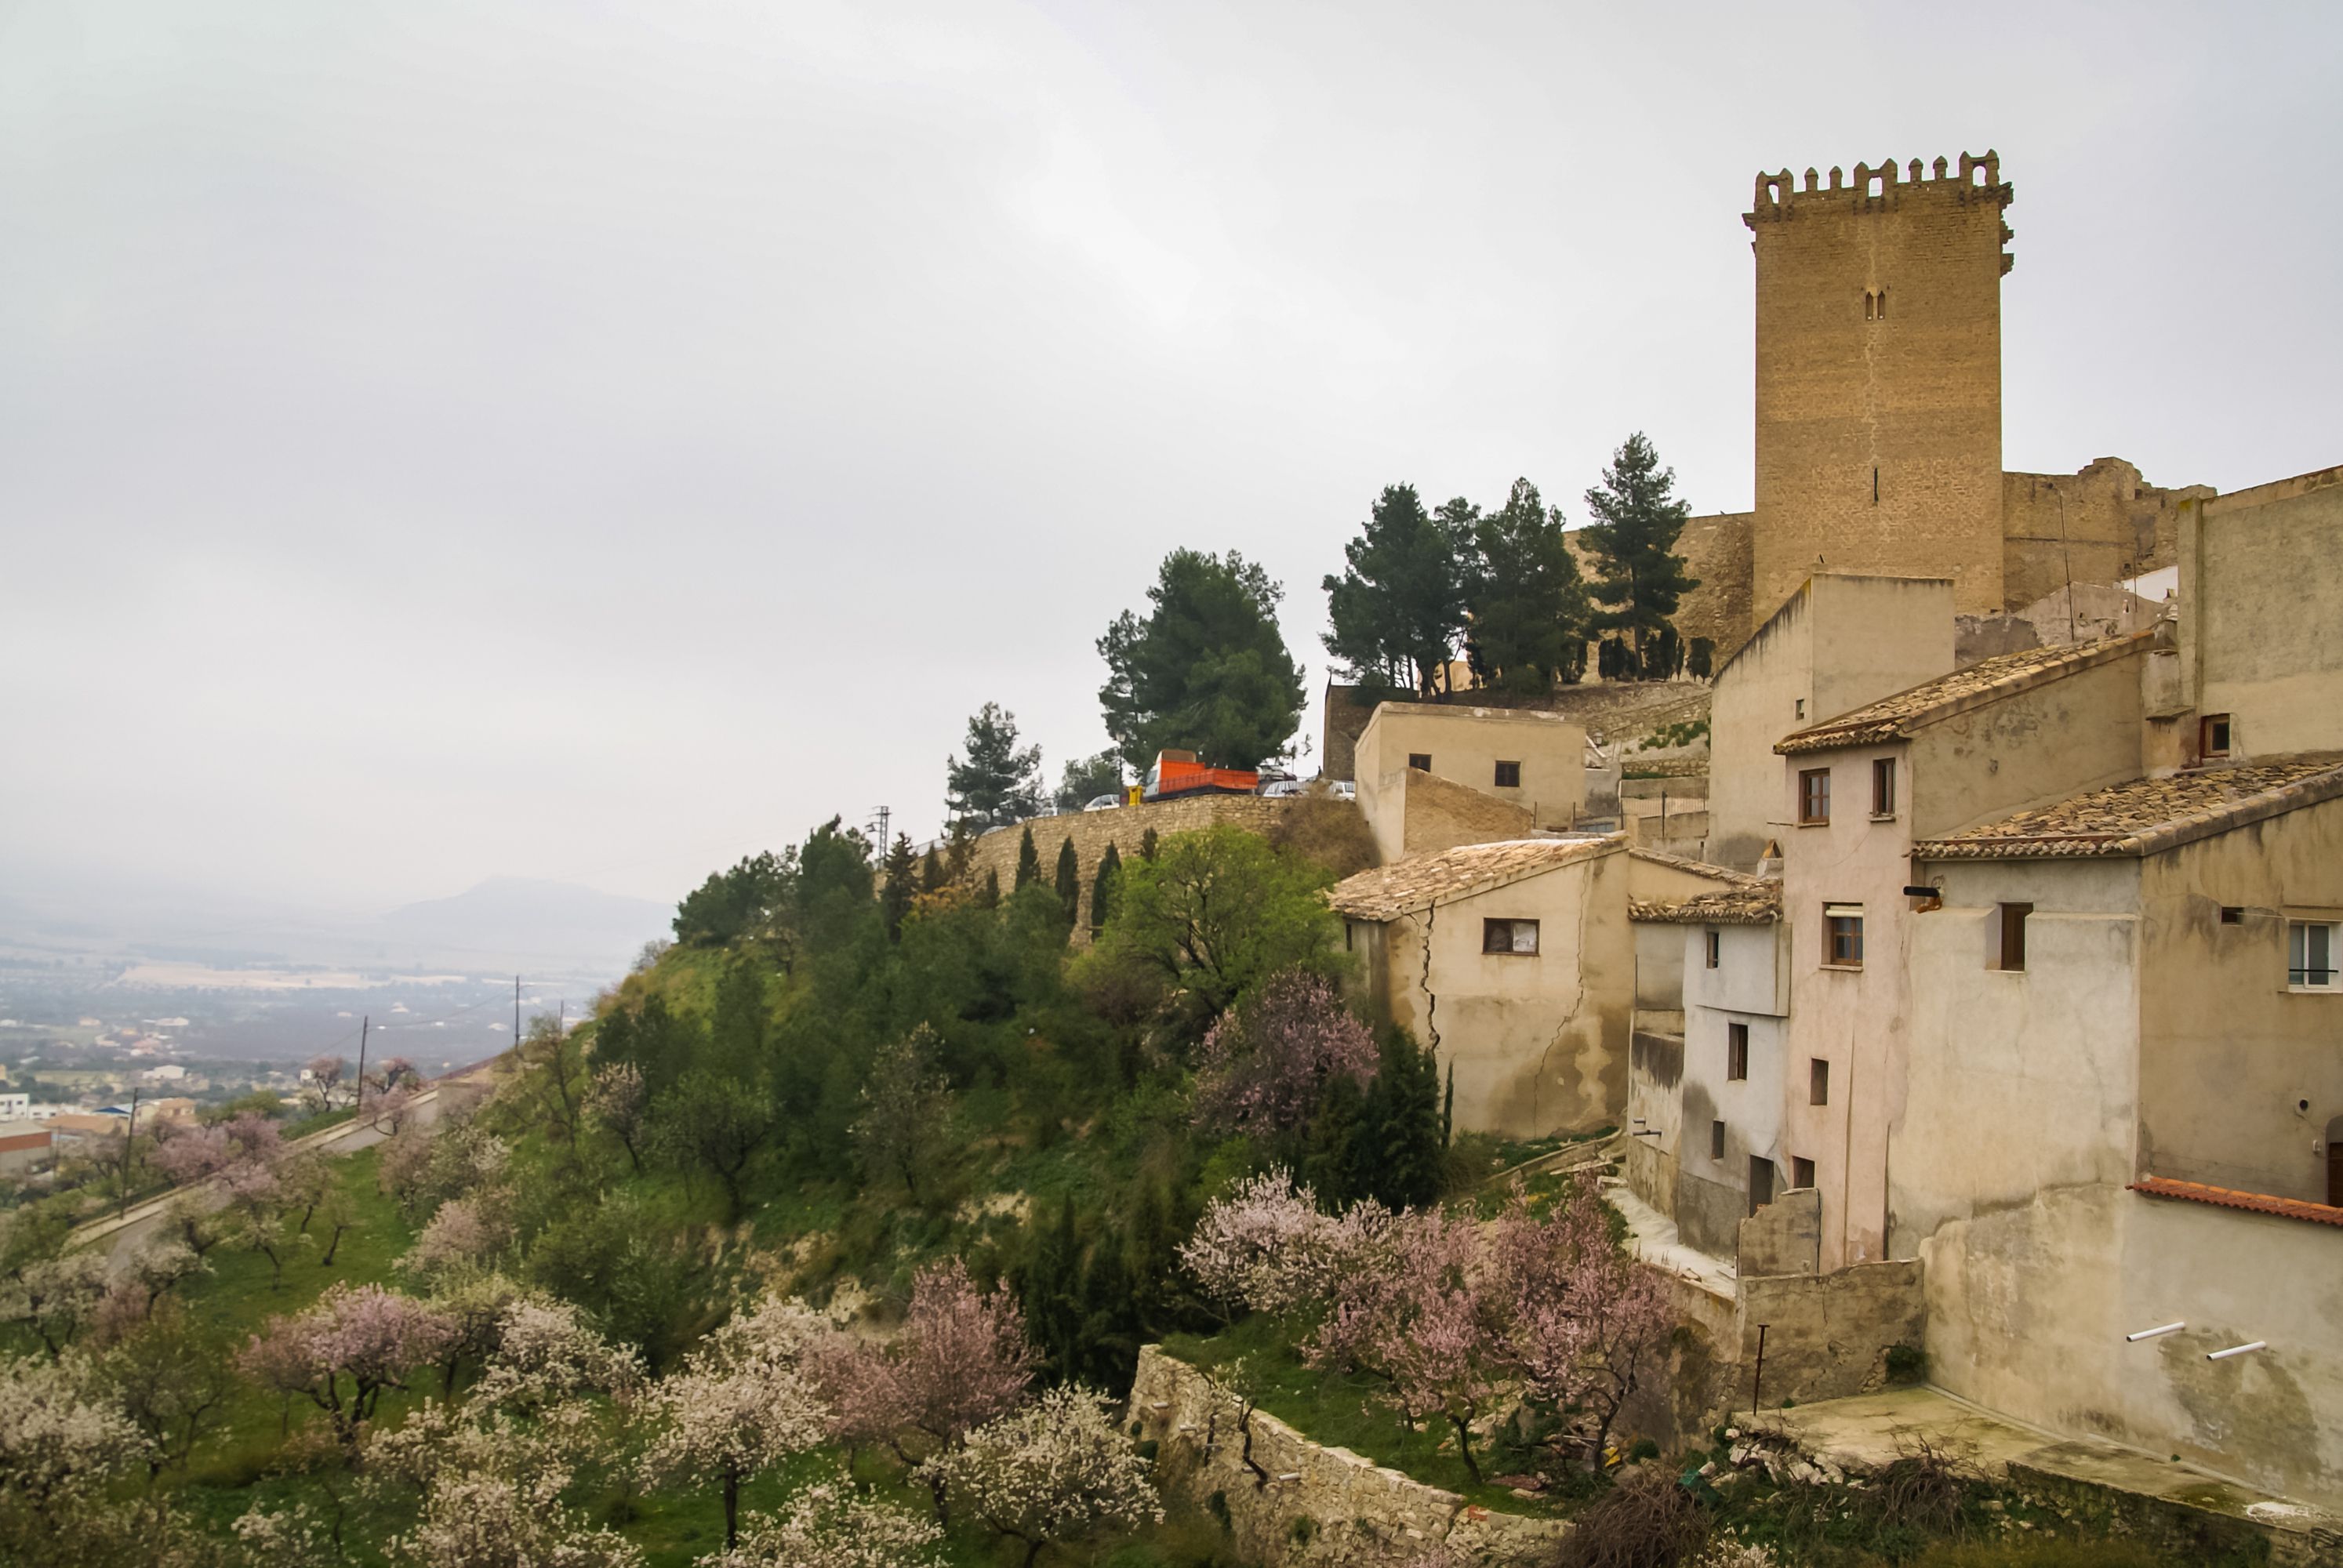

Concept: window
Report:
left=1871, top=757, right=1896, bottom=818
left=1710, top=1120, right=1726, bottom=1161
left=2200, top=714, right=2232, bottom=758
left=1792, top=1156, right=1816, bottom=1190
left=1493, top=760, right=1522, bottom=789
left=1810, top=1058, right=1830, bottom=1105
left=1483, top=918, right=1540, bottom=956
left=1727, top=1022, right=1749, bottom=1081
left=1704, top=929, right=1721, bottom=969
left=1344, top=921, right=1354, bottom=952
left=1794, top=698, right=1806, bottom=720
left=1408, top=752, right=1433, bottom=772
left=2220, top=906, right=2244, bottom=925
left=1825, top=904, right=1865, bottom=967
left=1998, top=903, right=2032, bottom=971
left=1799, top=768, right=1831, bottom=825
left=2290, top=921, right=2338, bottom=990
left=1748, top=1156, right=1775, bottom=1214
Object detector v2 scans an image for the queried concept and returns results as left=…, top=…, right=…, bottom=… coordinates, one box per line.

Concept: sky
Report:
left=3, top=0, right=2338, bottom=916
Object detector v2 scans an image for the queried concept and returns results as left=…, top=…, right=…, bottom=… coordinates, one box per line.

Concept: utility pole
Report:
left=117, top=1087, right=141, bottom=1215
left=353, top=1014, right=370, bottom=1120
left=870, top=805, right=891, bottom=851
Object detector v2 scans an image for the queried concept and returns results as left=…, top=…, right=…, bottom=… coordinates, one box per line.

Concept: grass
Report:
left=1159, top=1316, right=1545, bottom=1517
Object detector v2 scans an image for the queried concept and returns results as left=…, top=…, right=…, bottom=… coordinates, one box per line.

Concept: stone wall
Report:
left=2000, top=458, right=2206, bottom=611
left=1130, top=1346, right=1571, bottom=1568
left=1735, top=1261, right=1927, bottom=1409
left=1737, top=1187, right=1822, bottom=1277
left=1391, top=767, right=1541, bottom=860
left=1568, top=511, right=1753, bottom=667
left=965, top=796, right=1292, bottom=934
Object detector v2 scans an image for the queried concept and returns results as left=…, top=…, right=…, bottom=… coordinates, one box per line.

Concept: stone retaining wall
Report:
left=1131, top=1345, right=1569, bottom=1567
left=965, top=796, right=1292, bottom=935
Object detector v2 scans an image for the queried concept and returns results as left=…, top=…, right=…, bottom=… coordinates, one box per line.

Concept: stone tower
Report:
left=1745, top=153, right=2015, bottom=628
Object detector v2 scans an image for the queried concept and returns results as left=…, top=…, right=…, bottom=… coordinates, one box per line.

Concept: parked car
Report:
left=1083, top=793, right=1123, bottom=812
left=1259, top=778, right=1306, bottom=799
left=1328, top=780, right=1357, bottom=800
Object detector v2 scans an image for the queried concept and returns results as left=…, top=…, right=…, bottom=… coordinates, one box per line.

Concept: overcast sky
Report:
left=4, top=0, right=2338, bottom=916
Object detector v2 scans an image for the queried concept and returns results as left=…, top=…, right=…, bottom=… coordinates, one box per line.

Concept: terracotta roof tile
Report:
left=2130, top=1177, right=2343, bottom=1229
left=1328, top=836, right=1619, bottom=922
left=1913, top=757, right=2343, bottom=860
left=1630, top=882, right=1782, bottom=925
left=1775, top=633, right=2152, bottom=756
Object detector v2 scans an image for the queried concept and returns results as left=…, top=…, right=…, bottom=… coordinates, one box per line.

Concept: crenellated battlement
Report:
left=1744, top=151, right=2012, bottom=225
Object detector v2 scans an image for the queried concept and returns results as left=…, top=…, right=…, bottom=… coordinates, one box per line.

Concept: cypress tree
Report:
left=1090, top=841, right=1124, bottom=933
left=879, top=833, right=917, bottom=942
left=1442, top=1061, right=1455, bottom=1148
left=1025, top=1194, right=1083, bottom=1383
left=1304, top=1070, right=1365, bottom=1209
left=1014, top=825, right=1041, bottom=891
left=1053, top=836, right=1081, bottom=928
left=1357, top=1028, right=1442, bottom=1210
left=977, top=868, right=1001, bottom=909
left=919, top=845, right=945, bottom=894
left=1140, top=826, right=1159, bottom=863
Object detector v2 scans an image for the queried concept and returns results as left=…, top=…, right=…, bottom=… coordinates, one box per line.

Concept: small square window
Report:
left=1493, top=760, right=1522, bottom=789
left=1998, top=903, right=2032, bottom=971
left=1407, top=752, right=1433, bottom=772
left=1704, top=929, right=1721, bottom=969
left=1709, top=1120, right=1726, bottom=1161
left=1792, top=1156, right=1816, bottom=1190
left=1809, top=1058, right=1829, bottom=1105
left=2220, top=906, right=2244, bottom=925
left=1483, top=918, right=1540, bottom=956
left=1825, top=905, right=1864, bottom=967
left=1799, top=768, right=1832, bottom=826
left=1726, top=1022, right=1749, bottom=1081
left=1871, top=757, right=1896, bottom=818
left=1794, top=698, right=1807, bottom=720
left=2290, top=921, right=2338, bottom=990
left=2201, top=714, right=2232, bottom=759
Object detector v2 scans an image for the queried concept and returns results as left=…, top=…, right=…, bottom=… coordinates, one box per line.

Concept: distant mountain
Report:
left=376, top=878, right=670, bottom=975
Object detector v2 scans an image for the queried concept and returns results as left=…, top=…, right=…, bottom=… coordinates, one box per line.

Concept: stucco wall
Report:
left=1676, top=921, right=1792, bottom=1261
left=1131, top=1345, right=1570, bottom=1567
left=2136, top=800, right=2343, bottom=1203
left=1372, top=766, right=1541, bottom=866
left=1905, top=644, right=2147, bottom=838
left=2180, top=465, right=2343, bottom=763
left=1357, top=705, right=1586, bottom=859
left=1707, top=575, right=1953, bottom=869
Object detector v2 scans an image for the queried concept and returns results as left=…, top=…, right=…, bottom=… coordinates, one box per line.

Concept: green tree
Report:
left=946, top=702, right=1043, bottom=829
left=919, top=844, right=946, bottom=895
left=593, top=993, right=702, bottom=1100
left=1089, top=841, right=1123, bottom=934
left=1080, top=826, right=1341, bottom=1020
left=1098, top=549, right=1304, bottom=772
left=650, top=1067, right=778, bottom=1223
left=880, top=833, right=917, bottom=940
left=1014, top=825, right=1042, bottom=891
left=1581, top=431, right=1699, bottom=678
left=1054, top=751, right=1126, bottom=812
left=672, top=849, right=797, bottom=948
left=1463, top=477, right=1589, bottom=694
left=707, top=956, right=771, bottom=1081
left=1321, top=482, right=1471, bottom=700
left=1052, top=837, right=1081, bottom=929
left=978, top=869, right=1001, bottom=909
left=1354, top=1028, right=1444, bottom=1210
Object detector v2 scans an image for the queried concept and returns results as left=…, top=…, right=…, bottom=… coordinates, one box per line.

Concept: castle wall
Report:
left=2002, top=459, right=2207, bottom=611
left=1746, top=155, right=2014, bottom=626
left=1569, top=510, right=1753, bottom=667
left=964, top=795, right=1290, bottom=935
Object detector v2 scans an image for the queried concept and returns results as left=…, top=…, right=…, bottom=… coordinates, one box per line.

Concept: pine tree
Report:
left=1097, top=549, right=1305, bottom=771
left=879, top=833, right=917, bottom=941
left=919, top=845, right=945, bottom=895
left=1014, top=826, right=1041, bottom=891
left=1581, top=432, right=1699, bottom=678
left=1090, top=841, right=1123, bottom=933
left=1053, top=837, right=1081, bottom=928
left=1462, top=478, right=1589, bottom=695
left=945, top=702, right=1044, bottom=829
left=1321, top=483, right=1472, bottom=700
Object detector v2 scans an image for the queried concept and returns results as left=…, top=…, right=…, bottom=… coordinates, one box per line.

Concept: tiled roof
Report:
left=1775, top=633, right=2152, bottom=755
left=1624, top=846, right=1750, bottom=884
left=1913, top=757, right=2343, bottom=860
left=1630, top=882, right=1782, bottom=926
left=2130, top=1177, right=2343, bottom=1229
left=1328, top=836, right=1619, bottom=922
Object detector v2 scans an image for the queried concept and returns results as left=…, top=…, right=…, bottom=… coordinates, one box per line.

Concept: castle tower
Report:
left=1745, top=154, right=2015, bottom=627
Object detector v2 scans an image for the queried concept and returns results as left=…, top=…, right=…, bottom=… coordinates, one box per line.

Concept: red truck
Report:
left=1142, top=749, right=1259, bottom=802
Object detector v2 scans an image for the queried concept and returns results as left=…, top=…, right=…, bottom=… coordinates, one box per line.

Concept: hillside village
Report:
left=5, top=145, right=2339, bottom=1568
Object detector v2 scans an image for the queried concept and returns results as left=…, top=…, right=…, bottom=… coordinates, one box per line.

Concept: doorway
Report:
left=1749, top=1156, right=1776, bottom=1216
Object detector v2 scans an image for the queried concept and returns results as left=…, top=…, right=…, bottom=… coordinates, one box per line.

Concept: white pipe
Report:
left=2207, top=1341, right=2266, bottom=1361
left=2126, top=1322, right=2185, bottom=1342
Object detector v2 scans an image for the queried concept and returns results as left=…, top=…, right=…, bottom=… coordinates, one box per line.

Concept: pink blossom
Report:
left=1192, top=969, right=1377, bottom=1136
left=1178, top=1167, right=1392, bottom=1318
left=920, top=1385, right=1161, bottom=1560
left=238, top=1283, right=458, bottom=1446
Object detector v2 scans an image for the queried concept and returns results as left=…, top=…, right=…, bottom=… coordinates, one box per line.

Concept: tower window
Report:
left=1873, top=466, right=1880, bottom=505
left=1877, top=287, right=1887, bottom=319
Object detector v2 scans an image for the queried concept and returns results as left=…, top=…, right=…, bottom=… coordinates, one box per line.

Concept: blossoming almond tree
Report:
left=1177, top=1167, right=1393, bottom=1320
left=921, top=1385, right=1161, bottom=1567
left=237, top=1283, right=459, bottom=1449
left=698, top=1473, right=945, bottom=1568
left=1191, top=968, right=1378, bottom=1138
left=635, top=1301, right=834, bottom=1550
